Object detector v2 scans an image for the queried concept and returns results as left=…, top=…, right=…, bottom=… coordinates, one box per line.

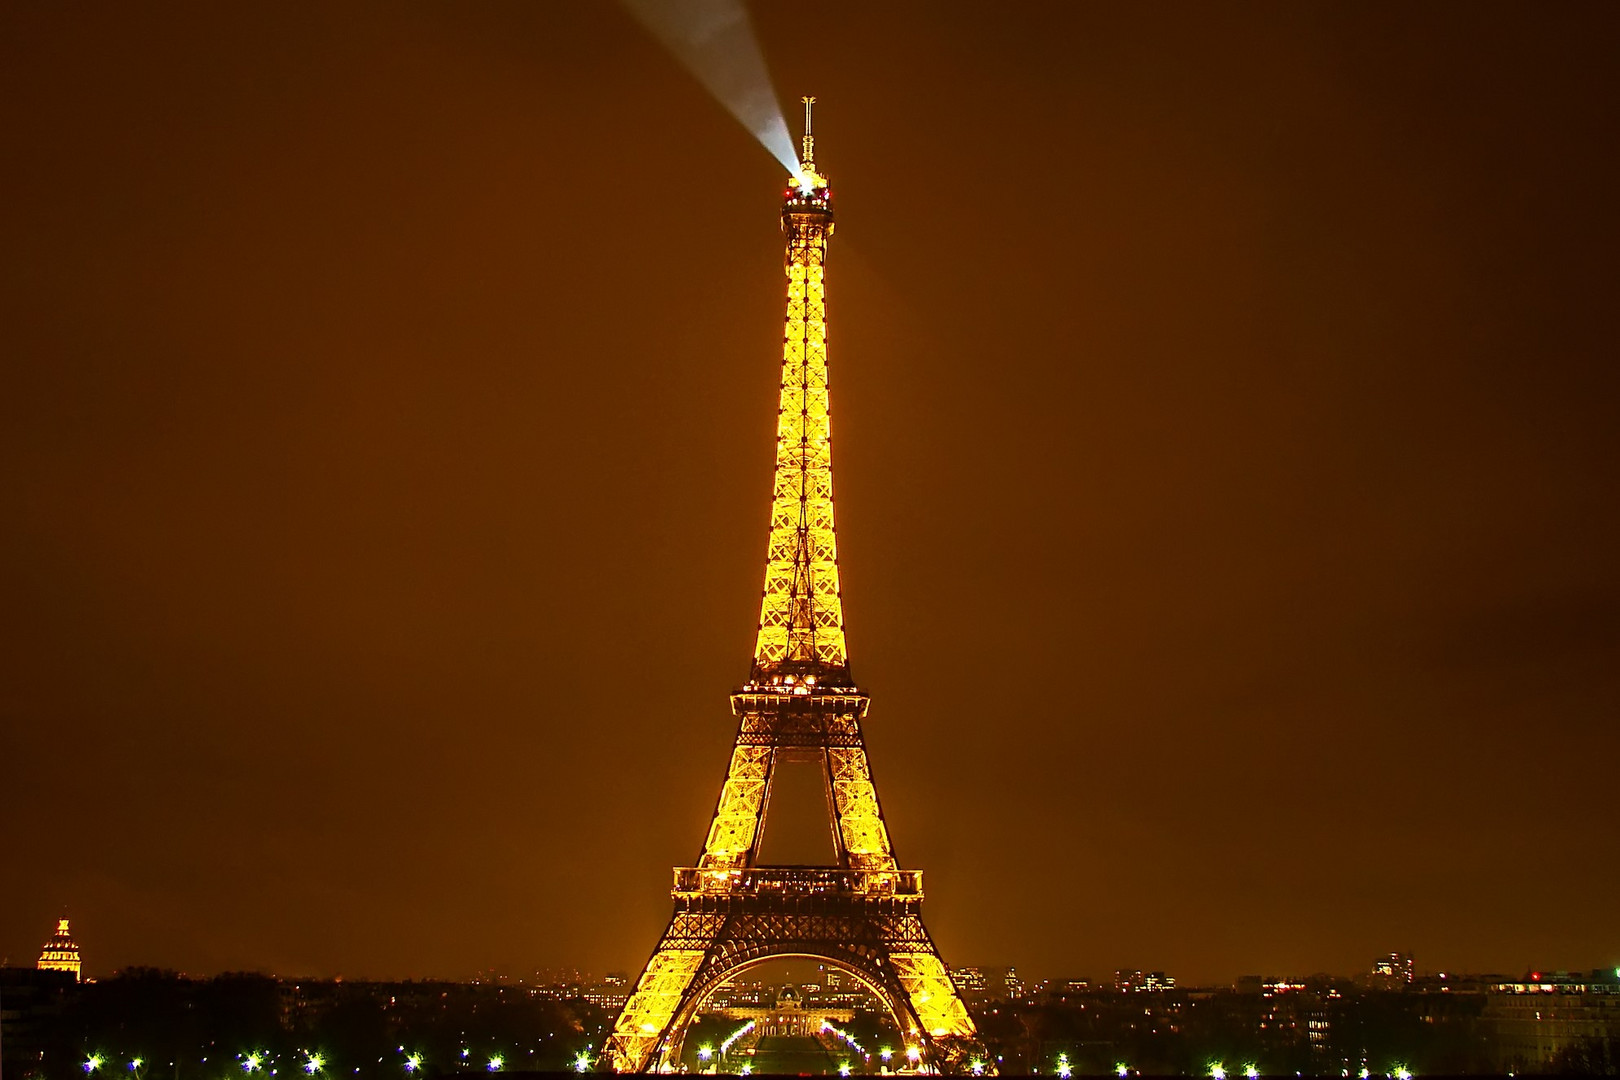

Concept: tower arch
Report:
left=659, top=950, right=917, bottom=1069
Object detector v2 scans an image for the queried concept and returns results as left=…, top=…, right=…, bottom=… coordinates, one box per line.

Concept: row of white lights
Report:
left=1042, top=1058, right=1415, bottom=1080
left=86, top=1045, right=597, bottom=1077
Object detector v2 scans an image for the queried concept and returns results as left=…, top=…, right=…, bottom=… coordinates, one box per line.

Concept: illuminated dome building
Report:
left=716, top=984, right=853, bottom=1038
left=37, top=918, right=82, bottom=981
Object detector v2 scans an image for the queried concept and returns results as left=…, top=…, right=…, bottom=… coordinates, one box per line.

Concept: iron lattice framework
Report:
left=604, top=101, right=978, bottom=1074
left=37, top=918, right=82, bottom=981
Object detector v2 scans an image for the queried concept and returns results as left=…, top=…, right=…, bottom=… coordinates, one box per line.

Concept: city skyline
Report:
left=11, top=912, right=1617, bottom=991
left=4, top=2, right=1618, bottom=990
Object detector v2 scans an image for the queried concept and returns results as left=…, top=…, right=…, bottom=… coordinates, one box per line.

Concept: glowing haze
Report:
left=621, top=0, right=800, bottom=175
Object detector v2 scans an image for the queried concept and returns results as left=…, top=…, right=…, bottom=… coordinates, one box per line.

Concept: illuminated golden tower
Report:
left=604, top=99, right=978, bottom=1074
left=37, top=917, right=83, bottom=981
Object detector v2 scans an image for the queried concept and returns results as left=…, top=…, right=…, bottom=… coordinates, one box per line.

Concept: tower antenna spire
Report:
left=801, top=95, right=816, bottom=172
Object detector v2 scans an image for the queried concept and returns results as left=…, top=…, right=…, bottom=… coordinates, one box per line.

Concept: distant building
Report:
left=36, top=918, right=81, bottom=982
left=1485, top=972, right=1620, bottom=1071
left=582, top=971, right=632, bottom=1009
left=713, top=985, right=852, bottom=1037
left=1235, top=976, right=1305, bottom=995
left=949, top=965, right=1023, bottom=1003
left=1003, top=966, right=1025, bottom=1001
left=1, top=966, right=77, bottom=1075
left=705, top=977, right=769, bottom=1011
left=1040, top=978, right=1091, bottom=1004
left=1371, top=952, right=1414, bottom=987
left=1115, top=969, right=1175, bottom=993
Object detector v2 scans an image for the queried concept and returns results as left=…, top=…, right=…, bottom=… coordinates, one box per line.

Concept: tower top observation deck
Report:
left=38, top=917, right=83, bottom=981
left=783, top=96, right=832, bottom=219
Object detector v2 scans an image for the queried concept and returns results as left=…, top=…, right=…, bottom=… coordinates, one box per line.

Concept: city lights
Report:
left=23, top=961, right=1610, bottom=1080
left=720, top=1021, right=755, bottom=1055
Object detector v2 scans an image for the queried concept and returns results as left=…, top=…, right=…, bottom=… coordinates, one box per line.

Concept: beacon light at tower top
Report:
left=787, top=96, right=830, bottom=202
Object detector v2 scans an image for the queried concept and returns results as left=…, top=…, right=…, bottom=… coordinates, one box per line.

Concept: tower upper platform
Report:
left=782, top=96, right=832, bottom=225
left=37, top=917, right=82, bottom=981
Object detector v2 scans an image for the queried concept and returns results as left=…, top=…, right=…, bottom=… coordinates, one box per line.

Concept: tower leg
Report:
left=604, top=912, right=724, bottom=1072
left=700, top=745, right=773, bottom=868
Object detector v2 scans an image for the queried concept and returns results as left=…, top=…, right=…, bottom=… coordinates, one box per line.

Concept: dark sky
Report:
left=3, top=2, right=1617, bottom=986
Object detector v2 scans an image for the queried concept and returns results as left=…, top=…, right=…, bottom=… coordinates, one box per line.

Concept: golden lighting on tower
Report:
left=752, top=94, right=845, bottom=680
left=37, top=917, right=83, bottom=981
left=603, top=100, right=980, bottom=1075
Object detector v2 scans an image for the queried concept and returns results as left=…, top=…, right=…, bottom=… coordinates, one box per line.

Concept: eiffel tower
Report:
left=603, top=100, right=978, bottom=1074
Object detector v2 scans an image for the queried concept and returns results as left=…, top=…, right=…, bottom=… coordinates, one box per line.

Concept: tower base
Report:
left=605, top=870, right=979, bottom=1073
